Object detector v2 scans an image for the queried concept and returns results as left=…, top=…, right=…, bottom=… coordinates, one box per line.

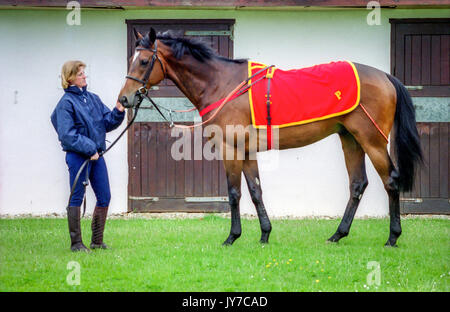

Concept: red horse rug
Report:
left=248, top=60, right=361, bottom=129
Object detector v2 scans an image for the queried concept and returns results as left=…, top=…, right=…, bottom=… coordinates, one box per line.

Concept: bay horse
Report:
left=118, top=28, right=422, bottom=247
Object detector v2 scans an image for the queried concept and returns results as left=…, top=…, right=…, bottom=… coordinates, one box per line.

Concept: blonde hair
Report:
left=61, top=60, right=86, bottom=89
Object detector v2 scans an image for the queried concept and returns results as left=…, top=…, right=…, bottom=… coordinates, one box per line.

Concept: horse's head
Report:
left=118, top=27, right=166, bottom=108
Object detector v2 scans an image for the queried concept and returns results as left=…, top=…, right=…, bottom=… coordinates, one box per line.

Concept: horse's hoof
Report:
left=71, top=243, right=90, bottom=253
left=384, top=241, right=398, bottom=248
left=222, top=238, right=235, bottom=246
left=384, top=235, right=400, bottom=247
left=327, top=234, right=341, bottom=243
left=260, top=233, right=270, bottom=244
left=90, top=242, right=109, bottom=250
left=223, top=233, right=240, bottom=246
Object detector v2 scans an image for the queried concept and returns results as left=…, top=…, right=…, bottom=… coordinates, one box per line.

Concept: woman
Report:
left=51, top=60, right=125, bottom=252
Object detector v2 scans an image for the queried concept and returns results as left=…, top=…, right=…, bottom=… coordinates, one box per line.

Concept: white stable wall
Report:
left=0, top=7, right=448, bottom=217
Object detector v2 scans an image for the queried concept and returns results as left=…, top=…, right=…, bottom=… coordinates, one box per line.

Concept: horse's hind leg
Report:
left=364, top=145, right=402, bottom=247
left=243, top=159, right=272, bottom=243
left=328, top=130, right=368, bottom=243
left=223, top=159, right=244, bottom=246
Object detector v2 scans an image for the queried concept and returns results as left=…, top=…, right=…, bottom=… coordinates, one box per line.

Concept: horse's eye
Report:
left=141, top=59, right=149, bottom=66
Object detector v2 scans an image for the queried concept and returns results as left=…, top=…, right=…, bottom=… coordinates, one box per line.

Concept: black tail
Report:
left=387, top=74, right=423, bottom=192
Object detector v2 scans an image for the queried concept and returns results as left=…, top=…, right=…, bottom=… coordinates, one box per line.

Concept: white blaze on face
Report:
left=132, top=50, right=140, bottom=64
left=121, top=50, right=141, bottom=90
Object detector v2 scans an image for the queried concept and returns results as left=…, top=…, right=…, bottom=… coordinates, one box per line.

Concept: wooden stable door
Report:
left=126, top=20, right=234, bottom=212
left=390, top=19, right=449, bottom=214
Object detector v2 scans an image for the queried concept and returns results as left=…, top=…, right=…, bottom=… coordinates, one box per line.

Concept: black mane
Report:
left=136, top=32, right=246, bottom=64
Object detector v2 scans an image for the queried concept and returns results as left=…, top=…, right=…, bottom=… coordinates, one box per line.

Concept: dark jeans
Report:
left=66, top=152, right=111, bottom=207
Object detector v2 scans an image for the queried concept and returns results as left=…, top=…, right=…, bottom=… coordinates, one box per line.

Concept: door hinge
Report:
left=185, top=197, right=229, bottom=203
left=400, top=198, right=423, bottom=203
left=405, top=86, right=423, bottom=91
left=185, top=29, right=234, bottom=41
left=129, top=196, right=159, bottom=201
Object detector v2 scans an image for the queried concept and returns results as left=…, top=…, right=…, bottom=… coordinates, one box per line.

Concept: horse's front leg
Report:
left=222, top=158, right=244, bottom=246
left=243, top=159, right=272, bottom=243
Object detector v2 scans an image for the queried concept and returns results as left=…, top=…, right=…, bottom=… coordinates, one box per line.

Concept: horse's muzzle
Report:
left=119, top=95, right=139, bottom=108
left=118, top=96, right=130, bottom=108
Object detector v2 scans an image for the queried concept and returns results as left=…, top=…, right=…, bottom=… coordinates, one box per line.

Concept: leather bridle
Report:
left=124, top=40, right=166, bottom=105
left=120, top=40, right=173, bottom=125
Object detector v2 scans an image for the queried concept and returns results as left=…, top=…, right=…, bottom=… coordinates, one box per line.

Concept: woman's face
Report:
left=71, top=67, right=87, bottom=88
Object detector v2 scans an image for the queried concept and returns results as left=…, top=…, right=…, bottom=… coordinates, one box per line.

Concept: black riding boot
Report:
left=67, top=206, right=90, bottom=252
left=90, top=206, right=109, bottom=249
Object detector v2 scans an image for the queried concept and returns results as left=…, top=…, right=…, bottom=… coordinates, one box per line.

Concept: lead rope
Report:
left=165, top=80, right=248, bottom=130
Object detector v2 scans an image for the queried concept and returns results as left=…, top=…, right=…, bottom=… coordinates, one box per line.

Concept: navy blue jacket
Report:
left=51, top=85, right=125, bottom=157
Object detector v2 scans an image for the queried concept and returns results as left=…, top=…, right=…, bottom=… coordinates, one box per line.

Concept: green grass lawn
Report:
left=0, top=215, right=448, bottom=292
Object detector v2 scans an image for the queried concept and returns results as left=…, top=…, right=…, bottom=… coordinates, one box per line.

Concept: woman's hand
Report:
left=116, top=101, right=125, bottom=112
left=90, top=152, right=100, bottom=161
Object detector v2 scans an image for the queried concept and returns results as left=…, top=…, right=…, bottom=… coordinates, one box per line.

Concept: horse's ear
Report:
left=133, top=28, right=143, bottom=40
left=149, top=27, right=156, bottom=44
